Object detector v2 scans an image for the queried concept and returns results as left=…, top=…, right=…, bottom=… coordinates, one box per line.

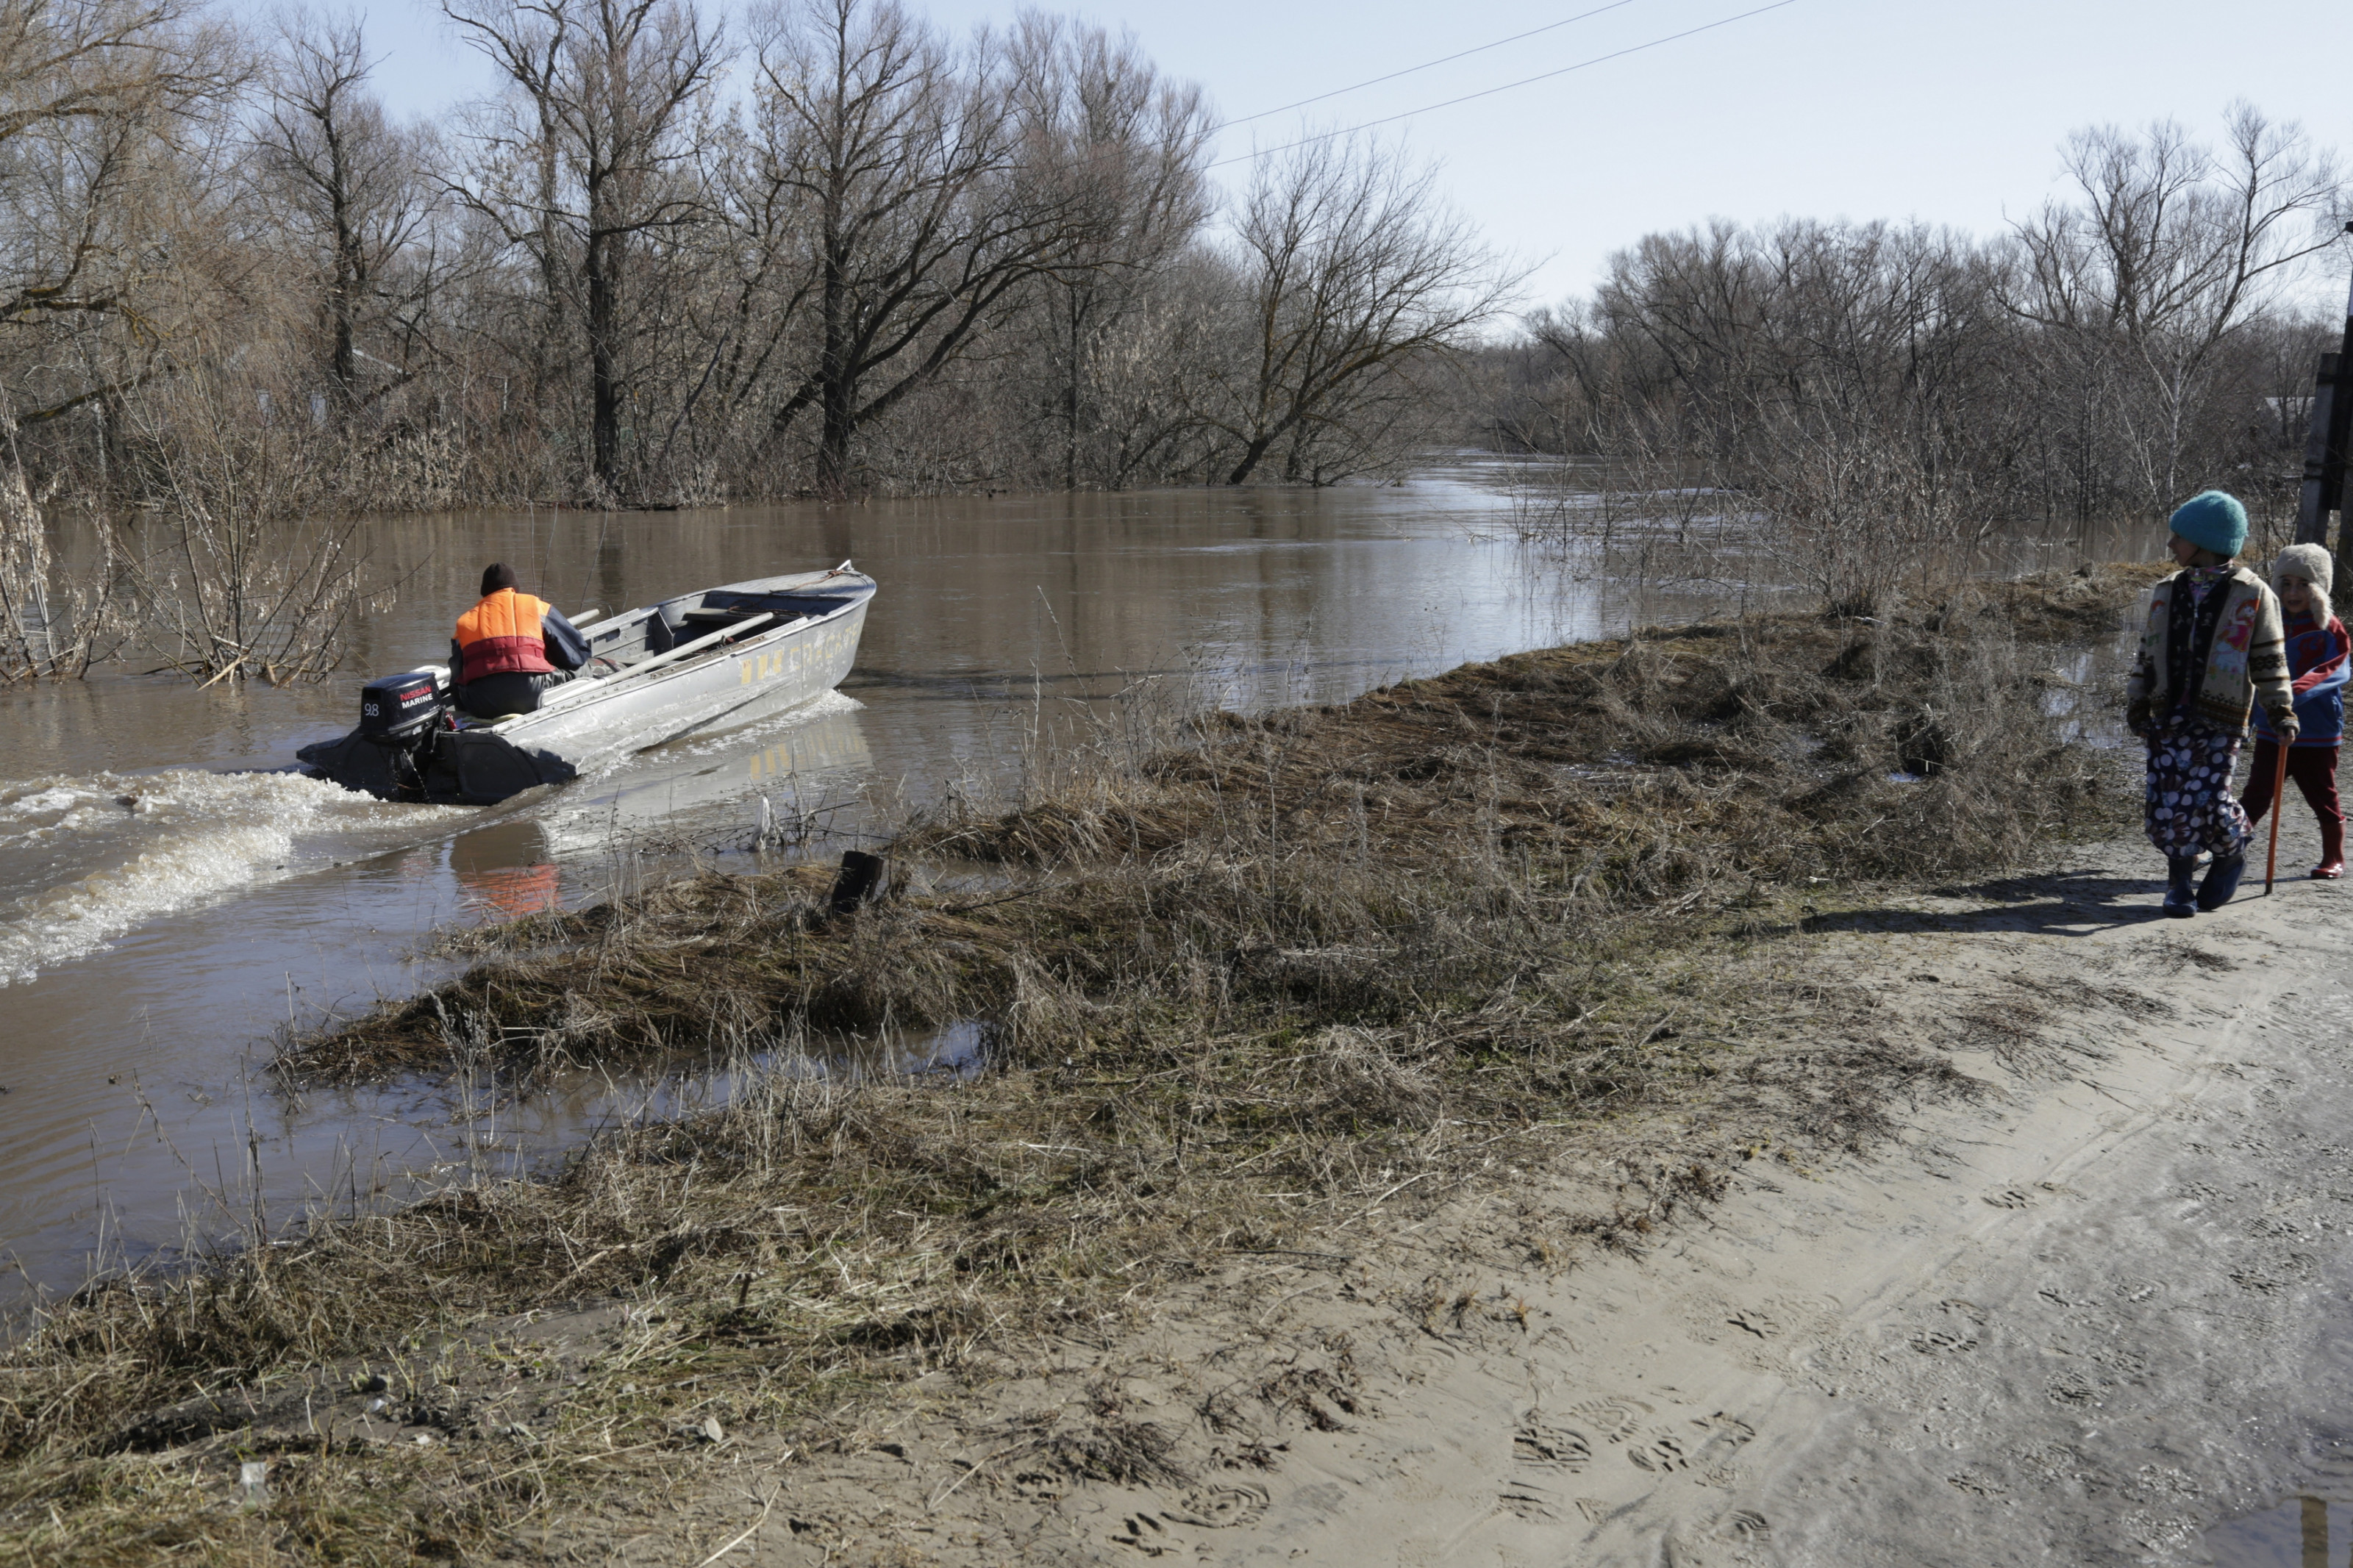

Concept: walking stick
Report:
left=2265, top=740, right=2292, bottom=894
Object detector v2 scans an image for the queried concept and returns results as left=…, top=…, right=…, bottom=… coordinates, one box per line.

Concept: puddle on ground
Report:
left=2208, top=1494, right=2353, bottom=1565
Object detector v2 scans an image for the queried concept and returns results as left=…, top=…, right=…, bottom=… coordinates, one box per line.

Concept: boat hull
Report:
left=299, top=568, right=874, bottom=805
left=506, top=593, right=869, bottom=766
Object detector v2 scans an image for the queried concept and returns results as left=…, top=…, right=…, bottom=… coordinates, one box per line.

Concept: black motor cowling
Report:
left=360, top=669, right=447, bottom=742
left=304, top=665, right=571, bottom=805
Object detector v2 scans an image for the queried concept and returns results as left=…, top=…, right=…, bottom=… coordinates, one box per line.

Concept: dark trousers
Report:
left=2243, top=739, right=2346, bottom=864
left=454, top=668, right=576, bottom=719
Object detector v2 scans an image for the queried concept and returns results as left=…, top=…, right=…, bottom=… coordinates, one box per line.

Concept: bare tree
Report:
left=443, top=0, right=728, bottom=495
left=249, top=12, right=434, bottom=417
left=0, top=0, right=246, bottom=452
left=746, top=0, right=1109, bottom=495
left=1005, top=12, right=1208, bottom=489
left=2005, top=104, right=2346, bottom=507
left=1202, top=136, right=1515, bottom=486
left=0, top=0, right=249, bottom=675
left=1474, top=107, right=2352, bottom=611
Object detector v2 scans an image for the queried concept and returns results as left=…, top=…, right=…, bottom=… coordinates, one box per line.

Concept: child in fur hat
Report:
left=2242, top=541, right=2349, bottom=878
left=2125, top=491, right=2299, bottom=916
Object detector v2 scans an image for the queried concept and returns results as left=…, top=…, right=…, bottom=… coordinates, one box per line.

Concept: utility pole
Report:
left=2294, top=222, right=2353, bottom=593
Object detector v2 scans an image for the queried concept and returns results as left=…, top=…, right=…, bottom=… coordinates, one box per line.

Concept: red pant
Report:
left=2243, top=740, right=2346, bottom=865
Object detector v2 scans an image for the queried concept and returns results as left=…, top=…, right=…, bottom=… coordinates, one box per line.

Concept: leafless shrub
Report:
left=0, top=420, right=121, bottom=680
left=115, top=364, right=376, bottom=683
left=1479, top=107, right=2351, bottom=604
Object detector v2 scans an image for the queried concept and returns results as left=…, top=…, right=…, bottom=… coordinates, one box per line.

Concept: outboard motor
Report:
left=343, top=667, right=451, bottom=798
left=360, top=668, right=448, bottom=743
left=303, top=662, right=565, bottom=803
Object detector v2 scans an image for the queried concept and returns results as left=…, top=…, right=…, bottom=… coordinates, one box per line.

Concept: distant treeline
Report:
left=0, top=0, right=2343, bottom=679
left=1465, top=106, right=2349, bottom=603
left=0, top=0, right=1515, bottom=515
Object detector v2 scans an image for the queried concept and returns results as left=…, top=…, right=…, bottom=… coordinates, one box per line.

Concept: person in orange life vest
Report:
left=450, top=563, right=590, bottom=719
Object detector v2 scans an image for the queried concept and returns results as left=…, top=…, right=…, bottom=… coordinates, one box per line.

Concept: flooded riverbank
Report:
left=0, top=564, right=2179, bottom=1565
left=0, top=468, right=2143, bottom=1297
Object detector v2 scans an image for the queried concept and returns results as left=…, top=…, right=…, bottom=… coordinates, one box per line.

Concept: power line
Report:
left=1214, top=0, right=1647, bottom=132
left=1209, top=0, right=1800, bottom=170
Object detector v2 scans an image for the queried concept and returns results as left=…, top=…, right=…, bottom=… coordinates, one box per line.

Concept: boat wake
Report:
left=0, top=770, right=470, bottom=986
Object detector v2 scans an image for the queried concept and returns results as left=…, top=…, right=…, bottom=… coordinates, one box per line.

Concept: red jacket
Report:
left=454, top=590, right=557, bottom=681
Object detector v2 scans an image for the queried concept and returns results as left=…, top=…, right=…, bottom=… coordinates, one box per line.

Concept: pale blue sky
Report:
left=346, top=0, right=2353, bottom=315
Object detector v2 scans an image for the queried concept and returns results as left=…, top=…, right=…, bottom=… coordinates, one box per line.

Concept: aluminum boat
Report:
left=298, top=563, right=876, bottom=805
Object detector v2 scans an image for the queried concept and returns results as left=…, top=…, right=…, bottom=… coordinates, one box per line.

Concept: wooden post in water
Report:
left=2299, top=1494, right=2327, bottom=1568
left=829, top=851, right=886, bottom=914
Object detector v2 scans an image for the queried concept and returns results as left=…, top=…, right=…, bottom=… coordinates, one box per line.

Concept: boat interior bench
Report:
left=581, top=590, right=857, bottom=657
left=681, top=590, right=847, bottom=619
left=671, top=590, right=850, bottom=637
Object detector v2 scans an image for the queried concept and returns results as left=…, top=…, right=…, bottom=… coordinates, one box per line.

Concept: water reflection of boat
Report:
left=535, top=693, right=873, bottom=858
left=457, top=862, right=562, bottom=921
left=297, top=565, right=876, bottom=806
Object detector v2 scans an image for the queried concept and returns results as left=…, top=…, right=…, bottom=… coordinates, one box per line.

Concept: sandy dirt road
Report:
left=586, top=814, right=2353, bottom=1568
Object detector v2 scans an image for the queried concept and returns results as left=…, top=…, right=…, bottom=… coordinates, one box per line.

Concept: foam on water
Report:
left=0, top=769, right=471, bottom=985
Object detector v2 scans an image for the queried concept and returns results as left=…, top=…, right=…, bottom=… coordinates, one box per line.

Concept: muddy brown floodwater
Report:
left=0, top=466, right=2134, bottom=1302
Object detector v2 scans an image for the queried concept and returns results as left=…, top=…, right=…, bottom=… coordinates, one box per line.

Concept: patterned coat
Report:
left=2125, top=565, right=2293, bottom=735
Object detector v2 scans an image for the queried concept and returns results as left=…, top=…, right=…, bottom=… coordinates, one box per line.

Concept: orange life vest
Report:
left=454, top=589, right=556, bottom=681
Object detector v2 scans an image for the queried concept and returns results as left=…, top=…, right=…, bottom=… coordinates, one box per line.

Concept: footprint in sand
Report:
left=1502, top=1416, right=1596, bottom=1520
left=1627, top=1432, right=1694, bottom=1473
left=1907, top=1299, right=1986, bottom=1355
left=1110, top=1511, right=1176, bottom=1556
left=2046, top=1371, right=2097, bottom=1406
left=1497, top=1478, right=1562, bottom=1522
left=1627, top=1415, right=1755, bottom=1475
left=1162, top=1483, right=1270, bottom=1529
left=1512, top=1418, right=1595, bottom=1473
left=1568, top=1396, right=1654, bottom=1444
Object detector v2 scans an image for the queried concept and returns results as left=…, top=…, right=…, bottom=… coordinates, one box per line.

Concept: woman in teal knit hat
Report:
left=2125, top=490, right=2299, bottom=915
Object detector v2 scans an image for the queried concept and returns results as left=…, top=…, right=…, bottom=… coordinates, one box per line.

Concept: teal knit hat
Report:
left=2169, top=490, right=2249, bottom=559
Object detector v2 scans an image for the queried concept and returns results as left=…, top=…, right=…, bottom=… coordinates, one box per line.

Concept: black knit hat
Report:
left=481, top=562, right=518, bottom=597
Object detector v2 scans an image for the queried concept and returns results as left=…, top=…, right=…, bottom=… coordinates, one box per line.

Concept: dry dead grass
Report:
left=0, top=566, right=2155, bottom=1563
left=289, top=566, right=2147, bottom=1084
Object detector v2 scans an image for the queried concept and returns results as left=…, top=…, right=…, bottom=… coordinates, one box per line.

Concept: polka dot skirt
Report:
left=2145, top=722, right=2252, bottom=859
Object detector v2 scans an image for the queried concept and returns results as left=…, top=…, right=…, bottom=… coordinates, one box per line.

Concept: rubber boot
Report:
left=2163, top=856, right=2199, bottom=918
left=2196, top=848, right=2246, bottom=911
left=2316, top=812, right=2346, bottom=880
